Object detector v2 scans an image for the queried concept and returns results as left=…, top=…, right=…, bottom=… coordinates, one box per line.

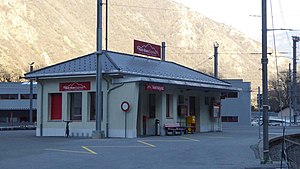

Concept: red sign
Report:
left=145, top=83, right=165, bottom=91
left=59, top=82, right=91, bottom=91
left=134, top=39, right=161, bottom=58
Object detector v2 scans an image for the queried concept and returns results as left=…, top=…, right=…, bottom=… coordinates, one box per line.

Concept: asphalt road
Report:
left=0, top=126, right=298, bottom=169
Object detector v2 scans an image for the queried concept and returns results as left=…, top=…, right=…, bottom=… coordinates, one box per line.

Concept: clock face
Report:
left=121, top=101, right=130, bottom=112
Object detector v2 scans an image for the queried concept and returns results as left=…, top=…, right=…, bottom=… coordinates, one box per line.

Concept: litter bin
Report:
left=155, top=119, right=160, bottom=136
left=186, top=116, right=196, bottom=134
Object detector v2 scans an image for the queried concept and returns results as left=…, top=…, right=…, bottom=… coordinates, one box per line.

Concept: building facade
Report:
left=221, top=79, right=251, bottom=126
left=25, top=51, right=239, bottom=138
left=0, top=82, right=37, bottom=127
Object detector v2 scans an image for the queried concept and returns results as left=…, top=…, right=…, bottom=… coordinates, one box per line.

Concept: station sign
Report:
left=59, top=82, right=91, bottom=91
left=145, top=83, right=165, bottom=91
left=134, top=39, right=161, bottom=58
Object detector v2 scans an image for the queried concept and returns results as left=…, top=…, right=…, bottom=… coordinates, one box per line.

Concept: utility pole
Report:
left=258, top=86, right=261, bottom=139
left=292, top=36, right=300, bottom=124
left=262, top=0, right=270, bottom=163
left=29, top=62, right=34, bottom=124
left=214, top=42, right=219, bottom=78
left=93, top=0, right=104, bottom=139
left=288, top=63, right=292, bottom=126
left=105, top=0, right=108, bottom=51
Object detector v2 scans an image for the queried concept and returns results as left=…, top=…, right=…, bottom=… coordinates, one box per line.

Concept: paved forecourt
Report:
left=1, top=126, right=296, bottom=169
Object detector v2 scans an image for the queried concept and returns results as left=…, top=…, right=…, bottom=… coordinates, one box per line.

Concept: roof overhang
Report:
left=111, top=76, right=241, bottom=92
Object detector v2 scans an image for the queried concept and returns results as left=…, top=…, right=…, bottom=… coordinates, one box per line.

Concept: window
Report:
left=222, top=116, right=239, bottom=122
left=69, top=93, right=82, bottom=121
left=166, top=94, right=173, bottom=118
left=178, top=95, right=184, bottom=104
left=0, top=94, right=18, bottom=100
left=205, top=97, right=210, bottom=105
left=149, top=94, right=156, bottom=118
left=189, top=96, right=196, bottom=116
left=20, top=94, right=37, bottom=99
left=49, top=93, right=62, bottom=120
left=227, top=92, right=238, bottom=98
left=89, top=92, right=96, bottom=121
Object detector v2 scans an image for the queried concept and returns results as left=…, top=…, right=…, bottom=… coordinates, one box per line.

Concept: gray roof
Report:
left=0, top=82, right=37, bottom=110
left=25, top=51, right=237, bottom=91
left=0, top=82, right=37, bottom=94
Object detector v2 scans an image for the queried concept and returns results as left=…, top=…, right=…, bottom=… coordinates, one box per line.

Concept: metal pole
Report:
left=162, top=42, right=166, bottom=61
left=262, top=0, right=270, bottom=163
left=292, top=36, right=299, bottom=124
left=93, top=0, right=104, bottom=139
left=214, top=42, right=219, bottom=78
left=288, top=63, right=292, bottom=126
left=125, top=112, right=127, bottom=138
left=105, top=0, right=108, bottom=51
left=258, top=86, right=261, bottom=139
left=29, top=63, right=34, bottom=124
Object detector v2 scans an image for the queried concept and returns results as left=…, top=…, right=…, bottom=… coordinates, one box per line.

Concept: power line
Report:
left=109, top=3, right=180, bottom=11
left=270, top=0, right=284, bottom=114
left=278, top=0, right=292, bottom=47
left=192, top=56, right=213, bottom=69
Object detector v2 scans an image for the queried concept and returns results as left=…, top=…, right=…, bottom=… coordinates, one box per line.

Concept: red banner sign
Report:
left=145, top=83, right=165, bottom=91
left=59, top=82, right=91, bottom=91
left=134, top=39, right=161, bottom=58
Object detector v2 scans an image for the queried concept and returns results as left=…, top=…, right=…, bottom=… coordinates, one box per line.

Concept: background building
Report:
left=221, top=79, right=251, bottom=126
left=0, top=82, right=37, bottom=128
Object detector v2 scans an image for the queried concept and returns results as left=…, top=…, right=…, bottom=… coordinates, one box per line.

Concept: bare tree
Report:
left=268, top=71, right=298, bottom=112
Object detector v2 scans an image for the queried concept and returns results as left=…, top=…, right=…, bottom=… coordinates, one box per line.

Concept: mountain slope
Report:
left=0, top=0, right=291, bottom=101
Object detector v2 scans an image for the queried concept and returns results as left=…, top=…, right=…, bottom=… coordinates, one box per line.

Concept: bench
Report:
left=164, top=123, right=186, bottom=135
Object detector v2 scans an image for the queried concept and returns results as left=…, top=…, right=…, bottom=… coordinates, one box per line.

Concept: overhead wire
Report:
left=192, top=56, right=213, bottom=69
left=270, top=0, right=284, bottom=114
left=278, top=0, right=293, bottom=48
left=109, top=3, right=181, bottom=11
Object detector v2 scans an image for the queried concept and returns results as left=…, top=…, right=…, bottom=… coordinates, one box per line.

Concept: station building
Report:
left=25, top=51, right=239, bottom=138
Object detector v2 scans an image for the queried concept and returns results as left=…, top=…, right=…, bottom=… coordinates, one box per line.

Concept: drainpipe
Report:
left=104, top=77, right=124, bottom=137
left=40, top=81, right=43, bottom=136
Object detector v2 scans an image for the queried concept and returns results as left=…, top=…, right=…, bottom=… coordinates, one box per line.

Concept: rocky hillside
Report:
left=0, top=0, right=291, bottom=101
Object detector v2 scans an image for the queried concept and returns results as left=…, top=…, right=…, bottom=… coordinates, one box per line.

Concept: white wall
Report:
left=36, top=77, right=102, bottom=137
left=107, top=82, right=139, bottom=138
left=35, top=76, right=223, bottom=138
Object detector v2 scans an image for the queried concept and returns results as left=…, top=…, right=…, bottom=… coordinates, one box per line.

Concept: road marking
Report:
left=140, top=139, right=190, bottom=142
left=180, top=136, right=200, bottom=142
left=207, top=136, right=232, bottom=139
left=137, top=140, right=156, bottom=147
left=81, top=146, right=97, bottom=155
left=45, top=148, right=92, bottom=154
left=86, top=146, right=149, bottom=148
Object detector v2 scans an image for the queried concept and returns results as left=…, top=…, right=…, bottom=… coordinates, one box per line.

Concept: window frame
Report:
left=149, top=94, right=156, bottom=118
left=88, top=92, right=96, bottom=121
left=68, top=92, right=82, bottom=121
left=166, top=94, right=173, bottom=118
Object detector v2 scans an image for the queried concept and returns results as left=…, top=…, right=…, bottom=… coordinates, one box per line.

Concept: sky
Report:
left=173, top=0, right=300, bottom=42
